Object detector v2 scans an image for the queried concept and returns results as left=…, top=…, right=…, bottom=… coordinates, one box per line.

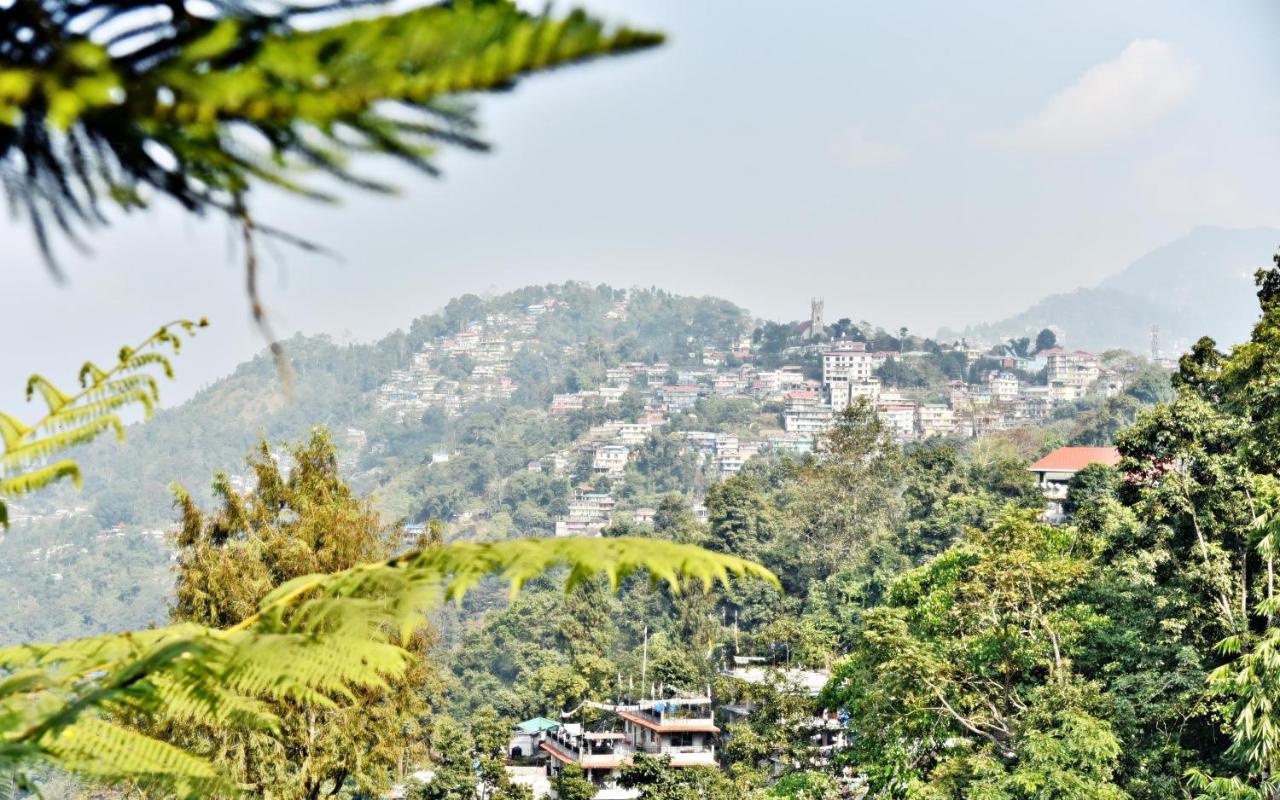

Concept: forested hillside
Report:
left=957, top=226, right=1280, bottom=352
left=33, top=283, right=748, bottom=523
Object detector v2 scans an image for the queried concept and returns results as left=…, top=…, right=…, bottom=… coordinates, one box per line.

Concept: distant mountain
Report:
left=953, top=226, right=1280, bottom=353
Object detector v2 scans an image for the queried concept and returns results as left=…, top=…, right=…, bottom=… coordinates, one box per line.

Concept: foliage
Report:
left=1036, top=328, right=1058, bottom=353
left=619, top=754, right=759, bottom=800
left=141, top=430, right=443, bottom=798
left=821, top=510, right=1127, bottom=798
left=2, top=0, right=661, bottom=271
left=0, top=319, right=206, bottom=529
left=2, top=532, right=774, bottom=796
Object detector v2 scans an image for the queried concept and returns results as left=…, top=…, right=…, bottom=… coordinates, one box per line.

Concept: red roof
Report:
left=1028, top=446, right=1121, bottom=473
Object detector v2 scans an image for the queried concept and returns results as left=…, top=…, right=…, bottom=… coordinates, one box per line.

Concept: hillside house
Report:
left=822, top=343, right=876, bottom=385
left=1028, top=446, right=1121, bottom=517
left=784, top=391, right=832, bottom=434
left=916, top=404, right=955, bottom=437
left=1045, top=349, right=1100, bottom=396
left=877, top=401, right=917, bottom=439
left=535, top=696, right=720, bottom=798
left=593, top=445, right=631, bottom=477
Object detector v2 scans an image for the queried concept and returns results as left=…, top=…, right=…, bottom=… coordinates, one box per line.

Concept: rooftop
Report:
left=1028, top=446, right=1121, bottom=473
left=514, top=716, right=561, bottom=734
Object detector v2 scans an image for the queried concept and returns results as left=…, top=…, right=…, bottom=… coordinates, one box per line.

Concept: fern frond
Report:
left=0, top=320, right=202, bottom=526
left=33, top=390, right=150, bottom=436
left=0, top=460, right=82, bottom=497
left=0, top=414, right=29, bottom=452
left=23, top=376, right=70, bottom=414
left=77, top=361, right=108, bottom=389
left=1, top=418, right=123, bottom=477
left=40, top=717, right=230, bottom=797
left=2, top=1, right=662, bottom=265
left=2, top=536, right=774, bottom=796
left=119, top=352, right=175, bottom=381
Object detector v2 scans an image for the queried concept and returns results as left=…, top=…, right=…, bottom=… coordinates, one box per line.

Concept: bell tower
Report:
left=809, top=298, right=825, bottom=340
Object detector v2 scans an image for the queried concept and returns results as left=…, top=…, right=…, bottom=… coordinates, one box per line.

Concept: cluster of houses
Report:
left=777, top=342, right=1123, bottom=442
left=375, top=303, right=569, bottom=422
left=496, top=663, right=841, bottom=800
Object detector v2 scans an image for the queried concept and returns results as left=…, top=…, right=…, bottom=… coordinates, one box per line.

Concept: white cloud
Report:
left=983, top=39, right=1198, bottom=153
left=832, top=126, right=906, bottom=168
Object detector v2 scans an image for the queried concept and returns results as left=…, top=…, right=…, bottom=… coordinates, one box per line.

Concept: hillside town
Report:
left=370, top=293, right=1172, bottom=541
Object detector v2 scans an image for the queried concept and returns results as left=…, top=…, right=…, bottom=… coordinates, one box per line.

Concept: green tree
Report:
left=552, top=765, right=598, bottom=800
left=1036, top=328, right=1059, bottom=353
left=822, top=510, right=1127, bottom=798
left=156, top=430, right=442, bottom=798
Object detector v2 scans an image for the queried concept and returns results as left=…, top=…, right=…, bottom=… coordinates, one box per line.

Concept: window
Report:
left=668, top=732, right=694, bottom=748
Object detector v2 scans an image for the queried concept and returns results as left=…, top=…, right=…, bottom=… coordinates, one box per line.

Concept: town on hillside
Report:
left=368, top=290, right=1172, bottom=541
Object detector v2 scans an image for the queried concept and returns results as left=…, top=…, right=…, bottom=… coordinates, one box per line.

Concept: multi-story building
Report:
left=877, top=401, right=917, bottom=439
left=822, top=342, right=876, bottom=385
left=1015, top=386, right=1054, bottom=422
left=551, top=393, right=587, bottom=414
left=916, top=404, right=954, bottom=437
left=555, top=493, right=615, bottom=537
left=1045, top=349, right=1100, bottom=396
left=829, top=377, right=881, bottom=411
left=987, top=371, right=1020, bottom=403
left=659, top=384, right=701, bottom=413
left=767, top=431, right=816, bottom=456
left=784, top=391, right=833, bottom=434
left=535, top=696, right=719, bottom=798
left=593, top=445, right=631, bottom=477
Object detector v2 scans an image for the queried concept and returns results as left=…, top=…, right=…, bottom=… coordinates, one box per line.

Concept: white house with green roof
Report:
left=511, top=717, right=561, bottom=760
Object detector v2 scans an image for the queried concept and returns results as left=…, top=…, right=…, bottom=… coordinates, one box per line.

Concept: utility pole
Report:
left=641, top=625, right=648, bottom=699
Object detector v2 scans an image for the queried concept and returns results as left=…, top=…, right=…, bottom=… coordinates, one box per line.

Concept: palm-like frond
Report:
left=0, top=319, right=206, bottom=528
left=0, top=537, right=777, bottom=797
left=1, top=0, right=662, bottom=269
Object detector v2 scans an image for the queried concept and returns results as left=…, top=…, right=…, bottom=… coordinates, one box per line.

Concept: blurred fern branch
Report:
left=0, top=317, right=207, bottom=529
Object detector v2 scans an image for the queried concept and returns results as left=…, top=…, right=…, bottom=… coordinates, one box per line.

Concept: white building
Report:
left=593, top=445, right=631, bottom=477
left=822, top=343, right=876, bottom=385
left=1045, top=349, right=1100, bottom=395
left=916, top=404, right=955, bottom=437
left=784, top=391, right=833, bottom=434
left=877, top=401, right=917, bottom=439
left=987, top=372, right=1020, bottom=403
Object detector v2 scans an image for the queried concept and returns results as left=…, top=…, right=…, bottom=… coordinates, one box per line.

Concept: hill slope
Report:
left=956, top=226, right=1279, bottom=352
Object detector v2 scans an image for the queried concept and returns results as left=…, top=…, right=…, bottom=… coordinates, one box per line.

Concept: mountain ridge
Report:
left=947, top=225, right=1280, bottom=353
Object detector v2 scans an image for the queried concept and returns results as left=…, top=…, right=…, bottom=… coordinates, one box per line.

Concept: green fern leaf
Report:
left=24, top=376, right=70, bottom=413
left=0, top=459, right=82, bottom=497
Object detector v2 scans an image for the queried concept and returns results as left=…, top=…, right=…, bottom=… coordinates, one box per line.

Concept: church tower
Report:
left=809, top=298, right=825, bottom=340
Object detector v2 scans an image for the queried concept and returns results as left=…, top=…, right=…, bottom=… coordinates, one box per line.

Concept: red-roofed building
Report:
left=1029, top=447, right=1121, bottom=513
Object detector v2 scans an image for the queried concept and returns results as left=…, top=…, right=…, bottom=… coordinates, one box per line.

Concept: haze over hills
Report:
left=950, top=226, right=1280, bottom=354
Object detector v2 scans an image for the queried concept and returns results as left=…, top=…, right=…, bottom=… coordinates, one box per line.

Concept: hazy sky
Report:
left=4, top=0, right=1280, bottom=409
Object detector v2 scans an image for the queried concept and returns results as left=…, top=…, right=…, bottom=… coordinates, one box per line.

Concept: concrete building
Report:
left=784, top=391, right=833, bottom=434
left=916, top=404, right=955, bottom=437
left=822, top=342, right=876, bottom=385
left=877, top=401, right=917, bottom=439
left=536, top=696, right=720, bottom=797
left=1045, top=349, right=1100, bottom=396
left=1028, top=446, right=1121, bottom=518
left=593, top=445, right=631, bottom=477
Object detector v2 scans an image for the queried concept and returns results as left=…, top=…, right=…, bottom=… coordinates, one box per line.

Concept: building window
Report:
left=669, top=732, right=694, bottom=748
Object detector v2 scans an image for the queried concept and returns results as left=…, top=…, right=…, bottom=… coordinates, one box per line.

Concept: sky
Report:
left=4, top=0, right=1280, bottom=409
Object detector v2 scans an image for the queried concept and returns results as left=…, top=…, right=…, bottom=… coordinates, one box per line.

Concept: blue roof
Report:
left=515, top=717, right=560, bottom=734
